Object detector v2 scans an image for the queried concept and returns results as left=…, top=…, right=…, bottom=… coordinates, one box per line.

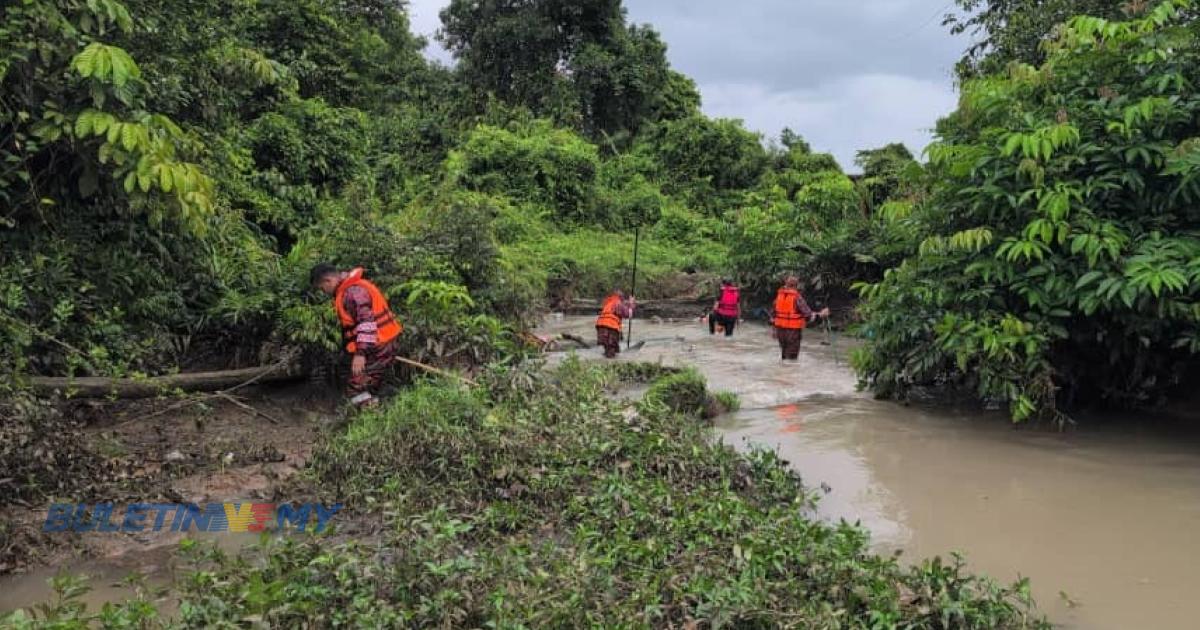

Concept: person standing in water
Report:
left=709, top=278, right=740, bottom=337
left=770, top=275, right=829, bottom=361
left=595, top=289, right=635, bottom=359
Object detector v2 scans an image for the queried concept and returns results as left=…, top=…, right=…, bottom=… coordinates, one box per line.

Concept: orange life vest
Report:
left=596, top=294, right=623, bottom=330
left=773, top=287, right=806, bottom=330
left=333, top=268, right=402, bottom=353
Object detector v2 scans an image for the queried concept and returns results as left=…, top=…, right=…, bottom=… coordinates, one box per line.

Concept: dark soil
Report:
left=0, top=383, right=337, bottom=576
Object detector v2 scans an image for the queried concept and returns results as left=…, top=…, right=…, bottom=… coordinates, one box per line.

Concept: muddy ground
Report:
left=0, top=383, right=343, bottom=580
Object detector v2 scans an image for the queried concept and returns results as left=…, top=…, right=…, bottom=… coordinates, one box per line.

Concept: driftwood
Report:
left=396, top=356, right=476, bottom=386
left=560, top=333, right=591, bottom=349
left=29, top=362, right=304, bottom=399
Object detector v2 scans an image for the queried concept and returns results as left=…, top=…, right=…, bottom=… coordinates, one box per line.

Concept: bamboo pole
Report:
left=626, top=226, right=640, bottom=350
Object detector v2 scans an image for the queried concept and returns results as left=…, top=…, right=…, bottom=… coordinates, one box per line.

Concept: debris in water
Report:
left=1058, top=591, right=1082, bottom=608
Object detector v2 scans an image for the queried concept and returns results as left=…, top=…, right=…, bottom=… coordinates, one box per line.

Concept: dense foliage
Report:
left=4, top=363, right=1047, bottom=628
left=857, top=0, right=1200, bottom=421
left=440, top=0, right=693, bottom=142
left=0, top=0, right=800, bottom=388
left=944, top=0, right=1129, bottom=78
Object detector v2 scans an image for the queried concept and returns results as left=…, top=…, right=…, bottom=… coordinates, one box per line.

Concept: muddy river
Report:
left=537, top=315, right=1200, bottom=630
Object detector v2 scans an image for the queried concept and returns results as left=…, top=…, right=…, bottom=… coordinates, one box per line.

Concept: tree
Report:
left=444, top=121, right=601, bottom=223
left=729, top=169, right=865, bottom=295
left=780, top=127, right=811, bottom=154
left=854, top=142, right=917, bottom=210
left=243, top=0, right=431, bottom=109
left=439, top=0, right=677, bottom=140
left=944, top=0, right=1132, bottom=78
left=859, top=0, right=1200, bottom=421
left=636, top=114, right=768, bottom=214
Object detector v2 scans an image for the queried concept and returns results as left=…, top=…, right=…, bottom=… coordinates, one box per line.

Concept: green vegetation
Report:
left=4, top=363, right=1046, bottom=628
left=856, top=0, right=1200, bottom=421
left=714, top=390, right=742, bottom=413
left=11, top=0, right=1200, bottom=623
left=642, top=367, right=710, bottom=416
left=945, top=0, right=1130, bottom=79
left=0, top=0, right=869, bottom=389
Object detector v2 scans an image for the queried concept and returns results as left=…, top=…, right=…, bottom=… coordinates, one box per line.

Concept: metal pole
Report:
left=626, top=227, right=640, bottom=349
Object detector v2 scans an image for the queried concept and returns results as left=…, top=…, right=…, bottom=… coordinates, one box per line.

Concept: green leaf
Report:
left=74, top=111, right=94, bottom=137
left=1003, top=133, right=1023, bottom=156
left=72, top=43, right=102, bottom=78
left=1075, top=271, right=1104, bottom=289
left=120, top=123, right=137, bottom=151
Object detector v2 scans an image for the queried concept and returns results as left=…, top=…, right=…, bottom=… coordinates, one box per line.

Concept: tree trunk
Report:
left=28, top=363, right=305, bottom=399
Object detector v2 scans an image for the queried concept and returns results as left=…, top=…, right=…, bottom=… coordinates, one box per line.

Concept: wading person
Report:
left=771, top=276, right=829, bottom=361
left=709, top=278, right=740, bottom=337
left=311, top=264, right=402, bottom=406
left=595, top=290, right=635, bottom=359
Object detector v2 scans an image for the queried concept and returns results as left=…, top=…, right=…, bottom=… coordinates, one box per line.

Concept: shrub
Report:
left=855, top=3, right=1200, bottom=421
left=445, top=121, right=600, bottom=223
left=642, top=368, right=709, bottom=417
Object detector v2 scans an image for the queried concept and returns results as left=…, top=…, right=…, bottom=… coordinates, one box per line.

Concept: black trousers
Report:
left=776, top=327, right=803, bottom=360
left=709, top=313, right=737, bottom=336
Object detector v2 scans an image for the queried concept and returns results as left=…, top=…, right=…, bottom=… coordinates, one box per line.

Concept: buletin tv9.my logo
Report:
left=43, top=503, right=343, bottom=533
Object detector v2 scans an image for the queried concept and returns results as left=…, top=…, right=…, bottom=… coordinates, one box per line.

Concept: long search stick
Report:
left=395, top=356, right=476, bottom=386
left=823, top=317, right=839, bottom=365
left=626, top=226, right=640, bottom=349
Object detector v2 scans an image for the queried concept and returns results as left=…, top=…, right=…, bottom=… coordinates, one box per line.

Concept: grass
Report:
left=714, top=390, right=741, bottom=412
left=5, top=359, right=1047, bottom=628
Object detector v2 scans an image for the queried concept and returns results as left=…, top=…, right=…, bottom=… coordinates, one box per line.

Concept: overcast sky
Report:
left=406, top=0, right=969, bottom=172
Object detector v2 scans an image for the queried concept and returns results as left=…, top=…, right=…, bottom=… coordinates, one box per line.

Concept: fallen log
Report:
left=560, top=333, right=591, bottom=349
left=28, top=362, right=305, bottom=399
left=395, top=356, right=476, bottom=386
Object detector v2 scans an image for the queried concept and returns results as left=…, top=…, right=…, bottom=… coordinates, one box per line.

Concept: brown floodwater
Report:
left=537, top=315, right=1200, bottom=629
left=0, top=531, right=258, bottom=618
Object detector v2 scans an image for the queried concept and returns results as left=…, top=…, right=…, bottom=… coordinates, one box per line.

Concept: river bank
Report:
left=533, top=315, right=1200, bottom=630
left=1, top=339, right=1044, bottom=627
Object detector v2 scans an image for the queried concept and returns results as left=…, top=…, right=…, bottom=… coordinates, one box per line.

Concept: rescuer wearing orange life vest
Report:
left=595, top=290, right=635, bottom=359
left=770, top=275, right=829, bottom=361
left=310, top=263, right=403, bottom=406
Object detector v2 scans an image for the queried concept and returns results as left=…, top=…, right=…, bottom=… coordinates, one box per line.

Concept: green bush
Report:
left=445, top=121, right=601, bottom=224
left=636, top=114, right=768, bottom=215
left=855, top=3, right=1200, bottom=421
left=642, top=368, right=709, bottom=417
left=277, top=190, right=529, bottom=364
left=728, top=169, right=873, bottom=298
left=503, top=228, right=724, bottom=302
left=713, top=390, right=741, bottom=412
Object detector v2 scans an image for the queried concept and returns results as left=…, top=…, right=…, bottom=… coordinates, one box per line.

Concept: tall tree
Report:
left=439, top=0, right=679, bottom=141
left=854, top=142, right=916, bottom=209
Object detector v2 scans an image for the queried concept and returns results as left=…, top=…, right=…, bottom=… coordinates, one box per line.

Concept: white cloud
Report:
left=701, top=74, right=959, bottom=169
